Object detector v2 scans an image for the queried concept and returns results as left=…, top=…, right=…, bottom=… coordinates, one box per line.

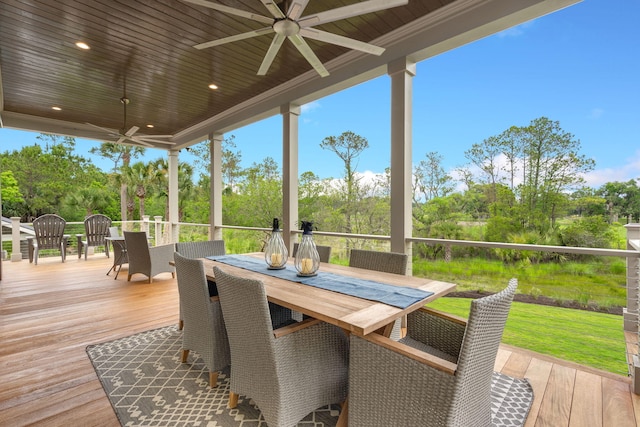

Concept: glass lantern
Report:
left=294, top=221, right=320, bottom=277
left=265, top=218, right=288, bottom=269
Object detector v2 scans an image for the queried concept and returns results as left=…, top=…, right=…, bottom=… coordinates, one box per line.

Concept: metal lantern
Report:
left=294, top=221, right=320, bottom=276
left=265, top=218, right=288, bottom=269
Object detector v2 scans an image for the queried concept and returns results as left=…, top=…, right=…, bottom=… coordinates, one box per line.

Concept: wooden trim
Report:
left=273, top=318, right=321, bottom=338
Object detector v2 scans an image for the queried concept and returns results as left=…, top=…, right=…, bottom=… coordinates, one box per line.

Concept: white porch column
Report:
left=11, top=217, right=22, bottom=262
left=282, top=104, right=300, bottom=253
left=388, top=58, right=416, bottom=274
left=210, top=133, right=224, bottom=241
left=168, top=149, right=179, bottom=243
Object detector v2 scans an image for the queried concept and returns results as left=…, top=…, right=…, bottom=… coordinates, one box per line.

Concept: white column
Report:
left=388, top=58, right=416, bottom=274
left=11, top=217, right=22, bottom=262
left=282, top=104, right=300, bottom=253
left=210, top=133, right=224, bottom=241
left=168, top=149, right=179, bottom=243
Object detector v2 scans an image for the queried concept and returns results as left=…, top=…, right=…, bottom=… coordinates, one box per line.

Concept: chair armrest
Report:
left=273, top=318, right=321, bottom=338
left=361, top=332, right=457, bottom=375
left=418, top=306, right=467, bottom=326
left=407, top=306, right=467, bottom=359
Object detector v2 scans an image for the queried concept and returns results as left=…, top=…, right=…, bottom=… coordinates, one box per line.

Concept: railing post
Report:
left=10, top=217, right=23, bottom=262
left=142, top=215, right=150, bottom=234
left=624, top=223, right=640, bottom=394
left=154, top=216, right=163, bottom=246
left=624, top=224, right=640, bottom=332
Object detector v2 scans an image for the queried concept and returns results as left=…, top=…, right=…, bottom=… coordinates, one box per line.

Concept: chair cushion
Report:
left=398, top=336, right=458, bottom=364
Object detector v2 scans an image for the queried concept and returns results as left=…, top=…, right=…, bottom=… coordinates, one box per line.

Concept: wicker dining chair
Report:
left=214, top=266, right=349, bottom=427
left=123, top=231, right=175, bottom=283
left=29, top=214, right=69, bottom=265
left=348, top=248, right=408, bottom=274
left=292, top=242, right=332, bottom=263
left=175, top=240, right=226, bottom=330
left=77, top=214, right=112, bottom=260
left=349, top=278, right=519, bottom=427
left=174, top=252, right=230, bottom=387
left=349, top=248, right=409, bottom=339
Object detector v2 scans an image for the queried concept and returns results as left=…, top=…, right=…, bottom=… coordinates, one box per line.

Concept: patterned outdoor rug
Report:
left=87, top=326, right=533, bottom=426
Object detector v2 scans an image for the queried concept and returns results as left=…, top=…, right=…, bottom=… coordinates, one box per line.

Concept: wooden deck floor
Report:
left=1, top=256, right=639, bottom=426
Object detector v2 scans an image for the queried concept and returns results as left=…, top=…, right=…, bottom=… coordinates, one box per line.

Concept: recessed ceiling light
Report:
left=75, top=41, right=90, bottom=50
left=52, top=106, right=62, bottom=111
left=208, top=84, right=218, bottom=90
left=146, top=124, right=154, bottom=128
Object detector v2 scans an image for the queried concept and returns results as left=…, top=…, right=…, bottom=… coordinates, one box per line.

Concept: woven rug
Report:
left=87, top=326, right=340, bottom=426
left=87, top=326, right=532, bottom=427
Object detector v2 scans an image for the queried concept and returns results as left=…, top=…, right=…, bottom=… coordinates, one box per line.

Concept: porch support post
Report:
left=624, top=223, right=640, bottom=394
left=168, top=149, right=179, bottom=243
left=11, top=217, right=22, bottom=262
left=388, top=58, right=415, bottom=275
left=282, top=104, right=300, bottom=253
left=210, top=133, right=224, bottom=241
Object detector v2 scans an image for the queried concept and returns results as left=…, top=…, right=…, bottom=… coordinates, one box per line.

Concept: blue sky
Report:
left=1, top=0, right=638, bottom=189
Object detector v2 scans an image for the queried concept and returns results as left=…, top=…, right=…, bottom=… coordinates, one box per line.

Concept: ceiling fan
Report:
left=184, top=0, right=408, bottom=77
left=86, top=82, right=174, bottom=148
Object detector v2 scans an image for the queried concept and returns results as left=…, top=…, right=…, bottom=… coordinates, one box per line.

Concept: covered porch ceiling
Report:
left=0, top=0, right=580, bottom=150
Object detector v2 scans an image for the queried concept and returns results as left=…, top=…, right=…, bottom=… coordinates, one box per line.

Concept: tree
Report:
left=90, top=143, right=145, bottom=221
left=0, top=170, right=25, bottom=217
left=320, top=131, right=369, bottom=236
left=413, top=151, right=455, bottom=203
left=122, top=161, right=163, bottom=219
left=461, top=117, right=595, bottom=232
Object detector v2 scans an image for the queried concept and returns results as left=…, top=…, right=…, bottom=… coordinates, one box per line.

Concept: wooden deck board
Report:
left=0, top=256, right=637, bottom=426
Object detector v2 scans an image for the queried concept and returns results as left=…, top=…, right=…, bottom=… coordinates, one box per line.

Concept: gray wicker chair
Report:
left=174, top=252, right=230, bottom=387
left=77, top=214, right=112, bottom=260
left=348, top=248, right=408, bottom=274
left=349, top=249, right=409, bottom=339
left=214, top=266, right=349, bottom=427
left=123, top=231, right=175, bottom=283
left=349, top=278, right=519, bottom=427
left=28, top=214, right=69, bottom=265
left=292, top=242, right=332, bottom=263
left=175, top=240, right=226, bottom=329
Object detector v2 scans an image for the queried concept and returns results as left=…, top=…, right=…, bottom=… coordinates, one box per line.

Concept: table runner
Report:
left=207, top=254, right=433, bottom=309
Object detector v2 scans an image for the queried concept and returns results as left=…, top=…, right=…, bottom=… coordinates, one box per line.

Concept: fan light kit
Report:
left=184, top=0, right=408, bottom=77
left=86, top=79, right=175, bottom=147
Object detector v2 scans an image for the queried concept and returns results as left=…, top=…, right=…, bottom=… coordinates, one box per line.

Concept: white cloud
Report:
left=301, top=101, right=321, bottom=114
left=588, top=108, right=605, bottom=119
left=496, top=21, right=534, bottom=38
left=582, top=150, right=640, bottom=187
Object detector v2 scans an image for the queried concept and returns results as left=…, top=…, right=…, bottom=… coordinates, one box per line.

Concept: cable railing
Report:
left=3, top=218, right=640, bottom=380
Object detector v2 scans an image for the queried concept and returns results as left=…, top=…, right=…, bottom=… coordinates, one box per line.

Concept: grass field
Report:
left=428, top=297, right=628, bottom=375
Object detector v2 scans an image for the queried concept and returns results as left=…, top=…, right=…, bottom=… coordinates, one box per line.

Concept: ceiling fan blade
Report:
left=124, top=126, right=140, bottom=137
left=257, top=33, right=286, bottom=75
left=300, top=28, right=385, bottom=55
left=299, top=0, right=408, bottom=27
left=134, top=134, right=174, bottom=139
left=135, top=138, right=176, bottom=146
left=85, top=122, right=119, bottom=136
left=115, top=136, right=128, bottom=145
left=287, top=0, right=310, bottom=20
left=181, top=0, right=273, bottom=24
left=259, top=0, right=285, bottom=19
left=194, top=27, right=273, bottom=50
left=288, top=35, right=329, bottom=77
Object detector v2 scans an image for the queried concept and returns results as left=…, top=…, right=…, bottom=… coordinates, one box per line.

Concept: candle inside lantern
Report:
left=271, top=253, right=283, bottom=266
left=300, top=258, right=313, bottom=274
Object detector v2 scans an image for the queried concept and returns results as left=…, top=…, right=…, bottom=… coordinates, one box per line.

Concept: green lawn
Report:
left=427, top=297, right=628, bottom=375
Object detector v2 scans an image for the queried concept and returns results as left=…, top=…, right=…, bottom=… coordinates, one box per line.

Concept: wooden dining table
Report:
left=202, top=253, right=457, bottom=337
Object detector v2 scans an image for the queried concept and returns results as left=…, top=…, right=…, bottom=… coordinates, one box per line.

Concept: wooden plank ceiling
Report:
left=0, top=0, right=449, bottom=146
left=0, top=0, right=580, bottom=148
